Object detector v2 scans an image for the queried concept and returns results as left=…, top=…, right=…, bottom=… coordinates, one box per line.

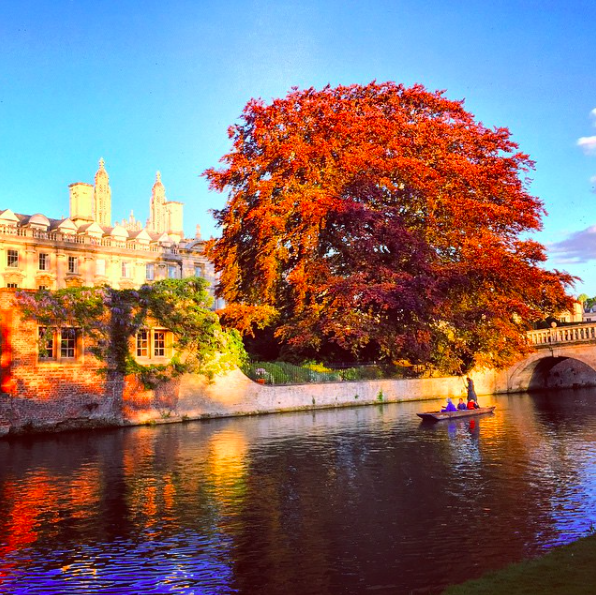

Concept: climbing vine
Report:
left=16, top=278, right=247, bottom=388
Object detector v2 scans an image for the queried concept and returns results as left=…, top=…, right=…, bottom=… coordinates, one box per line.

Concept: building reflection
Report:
left=0, top=463, right=103, bottom=557
left=0, top=392, right=596, bottom=594
left=118, top=425, right=250, bottom=536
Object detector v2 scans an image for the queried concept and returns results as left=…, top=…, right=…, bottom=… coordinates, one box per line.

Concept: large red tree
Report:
left=204, top=82, right=575, bottom=373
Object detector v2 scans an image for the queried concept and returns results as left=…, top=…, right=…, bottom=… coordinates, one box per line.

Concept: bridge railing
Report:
left=527, top=323, right=596, bottom=346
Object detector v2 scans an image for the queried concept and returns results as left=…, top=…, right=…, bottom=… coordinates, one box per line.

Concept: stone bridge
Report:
left=494, top=323, right=596, bottom=393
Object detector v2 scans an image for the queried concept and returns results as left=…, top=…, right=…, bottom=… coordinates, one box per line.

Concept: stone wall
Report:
left=175, top=368, right=501, bottom=420
left=0, top=293, right=502, bottom=436
left=5, top=282, right=596, bottom=439
left=0, top=289, right=176, bottom=434
left=0, top=283, right=507, bottom=436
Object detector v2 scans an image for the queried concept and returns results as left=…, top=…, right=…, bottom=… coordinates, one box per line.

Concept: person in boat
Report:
left=467, top=398, right=479, bottom=410
left=466, top=377, right=478, bottom=405
left=441, top=398, right=457, bottom=412
left=457, top=398, right=467, bottom=410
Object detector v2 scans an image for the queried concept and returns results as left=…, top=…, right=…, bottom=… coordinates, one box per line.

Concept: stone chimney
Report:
left=69, top=183, right=94, bottom=223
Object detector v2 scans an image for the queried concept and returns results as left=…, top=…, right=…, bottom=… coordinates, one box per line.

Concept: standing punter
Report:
left=466, top=377, right=478, bottom=405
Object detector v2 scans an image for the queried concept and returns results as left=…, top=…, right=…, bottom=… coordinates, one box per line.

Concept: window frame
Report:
left=134, top=328, right=171, bottom=361
left=37, top=326, right=81, bottom=363
left=38, top=327, right=56, bottom=360
left=38, top=253, right=49, bottom=271
left=121, top=261, right=131, bottom=279
left=136, top=329, right=149, bottom=357
left=60, top=328, right=76, bottom=359
left=96, top=258, right=106, bottom=276
left=7, top=250, right=18, bottom=268
left=153, top=330, right=166, bottom=357
left=68, top=256, right=78, bottom=274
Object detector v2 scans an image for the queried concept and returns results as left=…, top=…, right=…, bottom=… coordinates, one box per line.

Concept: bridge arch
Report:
left=505, top=350, right=596, bottom=393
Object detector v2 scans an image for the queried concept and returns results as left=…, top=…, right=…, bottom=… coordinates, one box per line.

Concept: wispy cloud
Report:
left=549, top=225, right=596, bottom=263
left=578, top=110, right=596, bottom=187
left=578, top=135, right=596, bottom=154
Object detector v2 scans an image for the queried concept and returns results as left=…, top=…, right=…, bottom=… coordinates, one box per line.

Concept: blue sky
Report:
left=1, top=0, right=596, bottom=293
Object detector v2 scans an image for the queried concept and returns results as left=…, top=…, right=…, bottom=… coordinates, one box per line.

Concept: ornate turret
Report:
left=149, top=171, right=168, bottom=233
left=119, top=210, right=143, bottom=232
left=93, top=158, right=112, bottom=226
left=145, top=170, right=185, bottom=241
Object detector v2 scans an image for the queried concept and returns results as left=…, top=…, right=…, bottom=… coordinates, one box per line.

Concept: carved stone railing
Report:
left=527, top=323, right=596, bottom=347
left=0, top=224, right=180, bottom=255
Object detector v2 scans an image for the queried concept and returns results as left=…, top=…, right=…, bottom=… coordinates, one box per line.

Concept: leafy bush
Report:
left=242, top=361, right=406, bottom=385
left=16, top=279, right=248, bottom=388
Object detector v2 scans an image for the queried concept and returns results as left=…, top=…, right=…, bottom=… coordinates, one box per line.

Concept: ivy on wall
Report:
left=16, top=278, right=246, bottom=388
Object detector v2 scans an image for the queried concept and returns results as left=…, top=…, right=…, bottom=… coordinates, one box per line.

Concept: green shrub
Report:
left=242, top=361, right=407, bottom=385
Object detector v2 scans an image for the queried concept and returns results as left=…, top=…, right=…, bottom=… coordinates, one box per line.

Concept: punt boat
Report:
left=417, top=406, right=496, bottom=422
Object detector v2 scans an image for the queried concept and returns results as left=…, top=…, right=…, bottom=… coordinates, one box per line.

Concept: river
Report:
left=1, top=389, right=596, bottom=595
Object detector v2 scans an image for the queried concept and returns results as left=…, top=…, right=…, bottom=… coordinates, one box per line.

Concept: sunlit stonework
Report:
left=0, top=159, right=215, bottom=296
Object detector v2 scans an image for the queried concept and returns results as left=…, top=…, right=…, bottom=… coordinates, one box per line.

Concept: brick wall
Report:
left=0, top=289, right=178, bottom=433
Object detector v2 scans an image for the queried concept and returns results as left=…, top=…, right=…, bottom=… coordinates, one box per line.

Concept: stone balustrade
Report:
left=527, top=323, right=596, bottom=346
left=0, top=224, right=178, bottom=255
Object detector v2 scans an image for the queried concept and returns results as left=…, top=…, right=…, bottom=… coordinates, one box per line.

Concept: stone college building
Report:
left=0, top=160, right=217, bottom=435
left=0, top=158, right=214, bottom=293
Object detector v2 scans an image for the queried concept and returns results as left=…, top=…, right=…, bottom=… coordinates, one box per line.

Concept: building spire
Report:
left=150, top=170, right=167, bottom=232
left=94, top=157, right=111, bottom=226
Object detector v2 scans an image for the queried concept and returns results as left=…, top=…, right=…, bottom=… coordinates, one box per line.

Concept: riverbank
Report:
left=442, top=533, right=596, bottom=594
left=2, top=367, right=505, bottom=437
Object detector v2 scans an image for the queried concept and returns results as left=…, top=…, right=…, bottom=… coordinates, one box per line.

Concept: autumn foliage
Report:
left=204, top=81, right=575, bottom=373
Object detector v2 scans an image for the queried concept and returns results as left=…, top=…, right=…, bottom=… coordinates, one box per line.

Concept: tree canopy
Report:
left=204, top=81, right=575, bottom=373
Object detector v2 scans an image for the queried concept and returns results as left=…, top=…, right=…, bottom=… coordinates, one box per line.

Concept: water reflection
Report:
left=0, top=390, right=596, bottom=594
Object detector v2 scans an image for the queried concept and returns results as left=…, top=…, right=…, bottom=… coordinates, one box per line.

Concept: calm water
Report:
left=1, top=389, right=596, bottom=595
